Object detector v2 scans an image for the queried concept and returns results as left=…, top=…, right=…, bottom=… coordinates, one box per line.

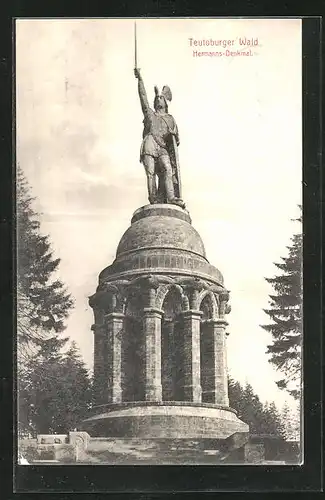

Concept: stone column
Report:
left=200, top=320, right=215, bottom=403
left=91, top=323, right=107, bottom=405
left=105, top=312, right=124, bottom=403
left=142, top=307, right=163, bottom=401
left=180, top=309, right=202, bottom=402
left=161, top=318, right=175, bottom=401
left=212, top=319, right=229, bottom=406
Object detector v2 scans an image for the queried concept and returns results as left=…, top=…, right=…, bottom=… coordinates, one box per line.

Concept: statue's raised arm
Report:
left=133, top=25, right=185, bottom=209
left=134, top=68, right=150, bottom=115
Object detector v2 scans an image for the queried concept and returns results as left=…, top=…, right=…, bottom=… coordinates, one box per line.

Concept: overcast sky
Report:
left=16, top=18, right=302, bottom=410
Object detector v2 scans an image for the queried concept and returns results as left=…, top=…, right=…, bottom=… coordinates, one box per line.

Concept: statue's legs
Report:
left=156, top=170, right=166, bottom=203
left=142, top=155, right=157, bottom=204
left=157, top=155, right=175, bottom=203
left=155, top=165, right=167, bottom=203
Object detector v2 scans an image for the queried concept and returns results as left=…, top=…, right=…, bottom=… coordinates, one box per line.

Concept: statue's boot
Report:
left=170, top=198, right=186, bottom=209
left=165, top=175, right=180, bottom=206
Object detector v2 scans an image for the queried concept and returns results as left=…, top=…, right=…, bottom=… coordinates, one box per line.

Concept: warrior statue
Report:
left=134, top=67, right=185, bottom=208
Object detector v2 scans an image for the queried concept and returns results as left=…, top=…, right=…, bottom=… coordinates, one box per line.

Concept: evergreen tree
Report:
left=261, top=211, right=302, bottom=399
left=17, top=166, right=74, bottom=366
left=240, top=383, right=265, bottom=435
left=262, top=401, right=286, bottom=438
left=281, top=401, right=301, bottom=441
left=19, top=339, right=92, bottom=435
left=17, top=166, right=75, bottom=434
left=18, top=335, right=68, bottom=435
left=228, top=378, right=244, bottom=416
left=59, top=341, right=93, bottom=431
left=228, top=377, right=285, bottom=438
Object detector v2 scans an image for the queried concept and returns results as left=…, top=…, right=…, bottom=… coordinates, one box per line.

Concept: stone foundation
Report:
left=82, top=403, right=249, bottom=439
left=19, top=433, right=301, bottom=465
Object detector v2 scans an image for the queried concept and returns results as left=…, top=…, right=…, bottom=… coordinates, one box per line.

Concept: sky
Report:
left=16, top=18, right=302, bottom=410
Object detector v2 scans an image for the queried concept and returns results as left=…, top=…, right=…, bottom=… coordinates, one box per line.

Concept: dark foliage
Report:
left=17, top=166, right=74, bottom=364
left=261, top=211, right=302, bottom=399
left=19, top=340, right=92, bottom=435
left=228, top=378, right=285, bottom=438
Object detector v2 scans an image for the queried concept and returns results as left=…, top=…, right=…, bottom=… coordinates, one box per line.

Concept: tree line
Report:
left=17, top=167, right=301, bottom=440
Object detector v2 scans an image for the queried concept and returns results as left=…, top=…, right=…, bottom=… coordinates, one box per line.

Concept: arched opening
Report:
left=122, top=291, right=145, bottom=402
left=200, top=294, right=215, bottom=403
left=161, top=287, right=183, bottom=401
left=201, top=294, right=214, bottom=320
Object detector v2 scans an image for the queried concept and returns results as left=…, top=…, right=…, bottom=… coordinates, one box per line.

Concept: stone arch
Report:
left=114, top=287, right=127, bottom=313
left=156, top=283, right=189, bottom=311
left=155, top=284, right=170, bottom=310
left=124, top=287, right=145, bottom=318
left=102, top=284, right=119, bottom=313
left=105, top=284, right=119, bottom=295
left=162, top=285, right=183, bottom=319
left=197, top=290, right=218, bottom=319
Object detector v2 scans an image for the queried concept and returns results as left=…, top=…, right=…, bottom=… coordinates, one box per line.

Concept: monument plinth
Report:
left=82, top=204, right=248, bottom=441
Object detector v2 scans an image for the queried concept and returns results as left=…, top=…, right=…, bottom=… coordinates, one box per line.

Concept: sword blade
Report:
left=134, top=21, right=138, bottom=68
left=171, top=135, right=182, bottom=198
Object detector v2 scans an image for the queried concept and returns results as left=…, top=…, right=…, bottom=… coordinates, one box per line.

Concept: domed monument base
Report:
left=83, top=203, right=249, bottom=455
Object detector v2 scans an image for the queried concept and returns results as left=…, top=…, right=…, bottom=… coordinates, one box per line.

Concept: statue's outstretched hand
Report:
left=134, top=68, right=141, bottom=79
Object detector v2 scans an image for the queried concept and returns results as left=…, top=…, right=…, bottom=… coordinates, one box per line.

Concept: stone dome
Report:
left=116, top=204, right=206, bottom=258
left=99, top=204, right=224, bottom=286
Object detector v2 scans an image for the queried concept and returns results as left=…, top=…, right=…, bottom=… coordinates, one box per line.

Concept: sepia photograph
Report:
left=16, top=17, right=302, bottom=465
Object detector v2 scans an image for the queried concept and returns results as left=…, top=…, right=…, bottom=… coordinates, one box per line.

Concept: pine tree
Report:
left=262, top=402, right=286, bottom=438
left=19, top=339, right=92, bottom=435
left=18, top=335, right=68, bottom=435
left=261, top=211, right=302, bottom=399
left=228, top=378, right=285, bottom=438
left=228, top=378, right=244, bottom=417
left=281, top=401, right=300, bottom=441
left=17, top=166, right=75, bottom=434
left=241, top=383, right=265, bottom=435
left=59, top=341, right=93, bottom=431
left=17, top=166, right=74, bottom=366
